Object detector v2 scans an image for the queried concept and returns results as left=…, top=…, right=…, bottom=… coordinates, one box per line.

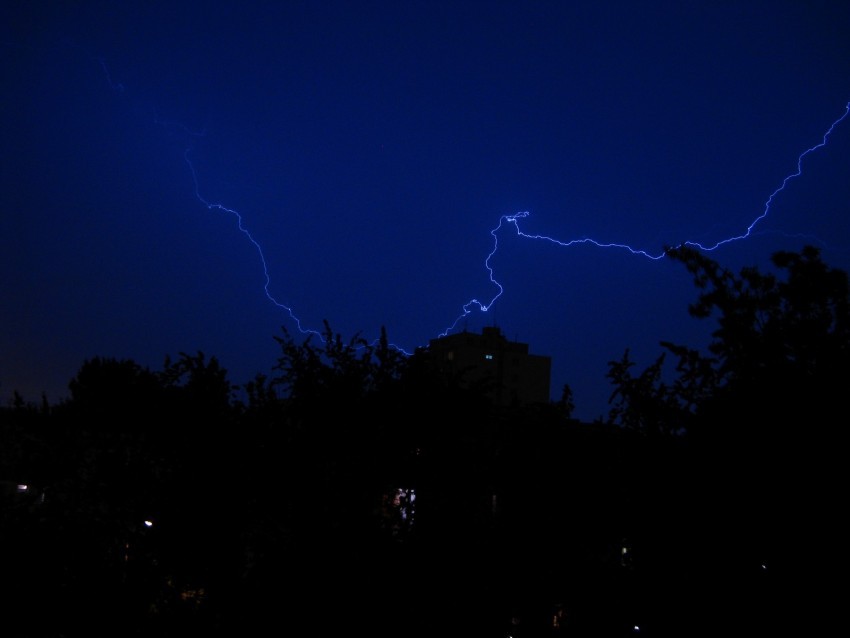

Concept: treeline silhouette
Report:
left=1, top=245, right=846, bottom=637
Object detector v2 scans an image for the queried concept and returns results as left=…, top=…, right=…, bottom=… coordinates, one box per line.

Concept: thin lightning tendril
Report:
left=440, top=102, right=850, bottom=337
left=183, top=149, right=322, bottom=341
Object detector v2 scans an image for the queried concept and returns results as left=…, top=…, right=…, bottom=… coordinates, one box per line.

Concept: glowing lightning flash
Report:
left=441, top=102, right=850, bottom=337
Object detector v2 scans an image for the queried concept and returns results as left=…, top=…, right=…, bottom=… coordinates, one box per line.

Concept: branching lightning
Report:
left=90, top=52, right=850, bottom=353
left=440, top=102, right=850, bottom=337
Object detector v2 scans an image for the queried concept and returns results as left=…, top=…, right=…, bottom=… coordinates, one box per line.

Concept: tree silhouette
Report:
left=556, top=382, right=576, bottom=420
left=604, top=244, right=850, bottom=634
left=606, top=244, right=850, bottom=434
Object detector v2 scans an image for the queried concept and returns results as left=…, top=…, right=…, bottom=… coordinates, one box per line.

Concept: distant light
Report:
left=633, top=626, right=640, bottom=633
left=16, top=484, right=28, bottom=492
left=485, top=354, right=494, bottom=360
left=143, top=520, right=153, bottom=528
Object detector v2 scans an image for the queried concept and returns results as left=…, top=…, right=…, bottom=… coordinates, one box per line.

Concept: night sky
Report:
left=3, top=1, right=850, bottom=421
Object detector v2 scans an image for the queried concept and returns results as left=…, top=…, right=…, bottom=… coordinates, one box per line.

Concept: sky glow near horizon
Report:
left=3, top=2, right=850, bottom=421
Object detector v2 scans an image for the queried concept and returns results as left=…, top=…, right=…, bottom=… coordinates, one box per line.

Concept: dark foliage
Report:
left=3, top=245, right=847, bottom=635
left=604, top=245, right=850, bottom=634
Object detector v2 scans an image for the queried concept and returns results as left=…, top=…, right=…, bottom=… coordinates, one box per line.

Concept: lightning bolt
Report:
left=183, top=149, right=323, bottom=341
left=88, top=52, right=850, bottom=352
left=441, top=102, right=850, bottom=337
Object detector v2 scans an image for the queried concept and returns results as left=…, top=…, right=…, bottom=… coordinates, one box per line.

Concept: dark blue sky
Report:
left=3, top=1, right=850, bottom=421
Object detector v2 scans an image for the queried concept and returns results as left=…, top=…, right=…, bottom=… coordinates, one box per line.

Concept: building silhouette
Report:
left=427, top=326, right=551, bottom=406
